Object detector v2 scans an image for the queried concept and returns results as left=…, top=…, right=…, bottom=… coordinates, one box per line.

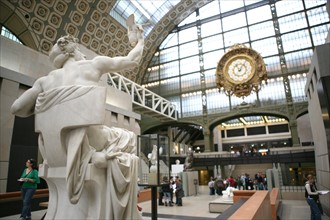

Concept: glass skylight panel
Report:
left=285, top=49, right=313, bottom=73
left=180, top=56, right=200, bottom=75
left=244, top=0, right=264, bottom=6
left=290, top=74, right=308, bottom=102
left=244, top=116, right=262, bottom=123
left=178, top=26, right=198, bottom=44
left=310, top=24, right=330, bottom=46
left=160, top=33, right=178, bottom=49
left=160, top=77, right=180, bottom=94
left=146, top=70, right=159, bottom=82
left=267, top=116, right=282, bottom=121
left=304, top=0, right=327, bottom=9
left=179, top=41, right=199, bottom=58
left=281, top=30, right=312, bottom=53
left=109, top=0, right=180, bottom=36
left=207, top=92, right=230, bottom=113
left=249, top=21, right=275, bottom=41
left=258, top=79, right=286, bottom=104
left=223, top=28, right=249, bottom=48
left=160, top=47, right=178, bottom=63
left=220, top=0, right=244, bottom=13
left=202, top=35, right=224, bottom=53
left=275, top=1, right=304, bottom=17
left=201, top=20, right=222, bottom=38
left=204, top=69, right=217, bottom=87
left=179, top=12, right=197, bottom=27
left=226, top=119, right=241, bottom=124
left=181, top=73, right=201, bottom=92
left=222, top=13, right=247, bottom=32
left=307, top=6, right=330, bottom=26
left=246, top=5, right=272, bottom=25
left=278, top=12, right=308, bottom=34
left=182, top=95, right=203, bottom=117
left=160, top=61, right=179, bottom=78
left=251, top=37, right=278, bottom=57
left=198, top=1, right=220, bottom=20
left=203, top=50, right=224, bottom=70
left=263, top=56, right=282, bottom=76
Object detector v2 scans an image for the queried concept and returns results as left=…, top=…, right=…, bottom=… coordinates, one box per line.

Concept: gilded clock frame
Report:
left=216, top=44, right=267, bottom=98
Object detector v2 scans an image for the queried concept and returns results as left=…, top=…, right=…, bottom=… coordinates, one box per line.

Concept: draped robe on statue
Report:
left=35, top=85, right=142, bottom=220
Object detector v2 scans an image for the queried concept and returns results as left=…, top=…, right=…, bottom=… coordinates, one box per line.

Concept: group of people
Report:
left=16, top=158, right=328, bottom=220
left=207, top=172, right=326, bottom=220
left=208, top=172, right=268, bottom=196
left=159, top=176, right=184, bottom=207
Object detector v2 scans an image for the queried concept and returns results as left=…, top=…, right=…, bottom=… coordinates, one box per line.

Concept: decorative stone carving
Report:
left=183, top=151, right=194, bottom=171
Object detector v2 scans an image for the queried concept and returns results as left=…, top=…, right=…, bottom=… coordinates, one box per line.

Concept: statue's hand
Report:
left=126, top=14, right=144, bottom=46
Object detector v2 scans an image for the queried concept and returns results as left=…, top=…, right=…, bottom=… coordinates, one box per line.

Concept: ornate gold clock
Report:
left=216, top=44, right=267, bottom=98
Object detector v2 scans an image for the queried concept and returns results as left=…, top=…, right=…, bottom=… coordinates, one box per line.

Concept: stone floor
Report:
left=2, top=186, right=329, bottom=220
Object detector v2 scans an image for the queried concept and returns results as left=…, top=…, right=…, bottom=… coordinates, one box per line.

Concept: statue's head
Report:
left=49, top=35, right=86, bottom=68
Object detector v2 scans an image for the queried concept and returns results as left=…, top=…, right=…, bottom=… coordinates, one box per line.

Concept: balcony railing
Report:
left=170, top=146, right=315, bottom=166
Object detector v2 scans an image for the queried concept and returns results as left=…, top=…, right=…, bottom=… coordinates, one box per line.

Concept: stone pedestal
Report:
left=39, top=163, right=106, bottom=219
left=181, top=171, right=199, bottom=196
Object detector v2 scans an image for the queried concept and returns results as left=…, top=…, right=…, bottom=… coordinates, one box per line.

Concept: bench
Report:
left=0, top=189, right=49, bottom=218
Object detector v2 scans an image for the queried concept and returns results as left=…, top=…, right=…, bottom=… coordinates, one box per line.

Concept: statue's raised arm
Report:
left=91, top=14, right=145, bottom=76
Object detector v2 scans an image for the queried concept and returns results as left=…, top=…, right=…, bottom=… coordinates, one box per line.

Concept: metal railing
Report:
left=107, top=72, right=177, bottom=121
left=170, top=146, right=315, bottom=166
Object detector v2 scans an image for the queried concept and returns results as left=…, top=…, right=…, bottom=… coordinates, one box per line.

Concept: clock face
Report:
left=215, top=44, right=267, bottom=98
left=224, top=56, right=255, bottom=84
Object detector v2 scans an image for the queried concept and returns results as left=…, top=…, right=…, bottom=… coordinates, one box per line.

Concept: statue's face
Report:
left=49, top=35, right=86, bottom=68
left=56, top=35, right=76, bottom=53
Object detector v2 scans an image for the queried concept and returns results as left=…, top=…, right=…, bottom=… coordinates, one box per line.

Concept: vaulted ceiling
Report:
left=0, top=0, right=209, bottom=83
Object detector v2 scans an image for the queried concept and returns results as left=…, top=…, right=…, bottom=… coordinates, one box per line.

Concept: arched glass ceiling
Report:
left=142, top=0, right=329, bottom=119
left=109, top=0, right=180, bottom=36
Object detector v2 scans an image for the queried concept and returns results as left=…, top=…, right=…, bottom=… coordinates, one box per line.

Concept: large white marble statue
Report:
left=11, top=14, right=144, bottom=220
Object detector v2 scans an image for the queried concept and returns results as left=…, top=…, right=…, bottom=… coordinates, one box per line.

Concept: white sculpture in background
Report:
left=223, top=186, right=237, bottom=200
left=148, top=145, right=163, bottom=173
left=11, top=14, right=144, bottom=220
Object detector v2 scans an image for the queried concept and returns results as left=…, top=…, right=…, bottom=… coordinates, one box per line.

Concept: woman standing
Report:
left=305, top=174, right=322, bottom=220
left=175, top=178, right=184, bottom=206
left=18, top=158, right=40, bottom=220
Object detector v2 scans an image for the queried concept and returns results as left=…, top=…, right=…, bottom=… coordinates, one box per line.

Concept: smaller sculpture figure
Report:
left=148, top=145, right=163, bottom=173
left=175, top=159, right=180, bottom=165
left=183, top=151, right=194, bottom=171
